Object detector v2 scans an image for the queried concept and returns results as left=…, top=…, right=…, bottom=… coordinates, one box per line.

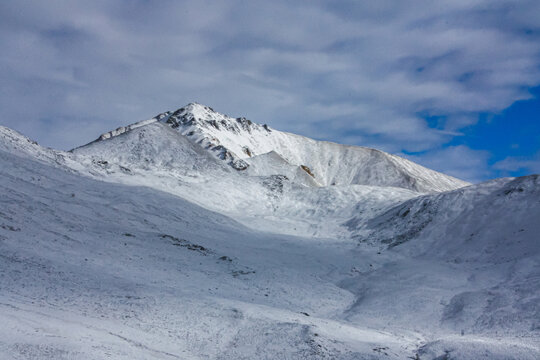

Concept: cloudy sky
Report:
left=1, top=0, right=539, bottom=182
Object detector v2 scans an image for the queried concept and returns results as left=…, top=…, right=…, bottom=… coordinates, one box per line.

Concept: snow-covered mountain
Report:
left=77, top=103, right=468, bottom=193
left=0, top=103, right=538, bottom=359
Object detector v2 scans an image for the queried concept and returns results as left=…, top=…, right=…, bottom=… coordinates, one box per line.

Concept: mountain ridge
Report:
left=76, top=102, right=469, bottom=193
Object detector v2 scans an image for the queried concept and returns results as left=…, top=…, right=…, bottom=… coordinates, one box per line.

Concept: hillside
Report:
left=0, top=104, right=538, bottom=359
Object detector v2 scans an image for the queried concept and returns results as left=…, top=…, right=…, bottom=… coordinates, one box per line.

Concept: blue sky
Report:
left=1, top=1, right=539, bottom=182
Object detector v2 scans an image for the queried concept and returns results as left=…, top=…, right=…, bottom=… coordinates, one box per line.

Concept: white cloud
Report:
left=493, top=153, right=540, bottom=175
left=401, top=146, right=492, bottom=183
left=0, top=0, right=539, bottom=179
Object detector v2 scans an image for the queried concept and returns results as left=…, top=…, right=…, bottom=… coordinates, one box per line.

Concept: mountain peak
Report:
left=161, top=103, right=266, bottom=134
left=154, top=103, right=273, bottom=170
left=178, top=102, right=217, bottom=118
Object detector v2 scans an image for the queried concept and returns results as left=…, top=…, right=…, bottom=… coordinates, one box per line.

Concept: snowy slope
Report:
left=73, top=121, right=230, bottom=178
left=0, top=126, right=81, bottom=171
left=0, top=131, right=426, bottom=359
left=343, top=176, right=540, bottom=342
left=81, top=103, right=468, bottom=193
left=1, top=106, right=539, bottom=360
left=70, top=120, right=418, bottom=239
left=2, top=125, right=539, bottom=359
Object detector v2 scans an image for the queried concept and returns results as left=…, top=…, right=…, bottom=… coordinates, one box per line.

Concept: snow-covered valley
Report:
left=0, top=104, right=538, bottom=359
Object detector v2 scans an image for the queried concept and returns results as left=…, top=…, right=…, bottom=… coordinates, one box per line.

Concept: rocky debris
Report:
left=231, top=269, right=256, bottom=278
left=231, top=159, right=249, bottom=171
left=242, top=146, right=253, bottom=157
left=262, top=175, right=289, bottom=195
left=1, top=224, right=20, bottom=232
left=161, top=234, right=210, bottom=255
left=119, top=165, right=132, bottom=174
left=300, top=165, right=315, bottom=178
left=93, top=159, right=109, bottom=168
